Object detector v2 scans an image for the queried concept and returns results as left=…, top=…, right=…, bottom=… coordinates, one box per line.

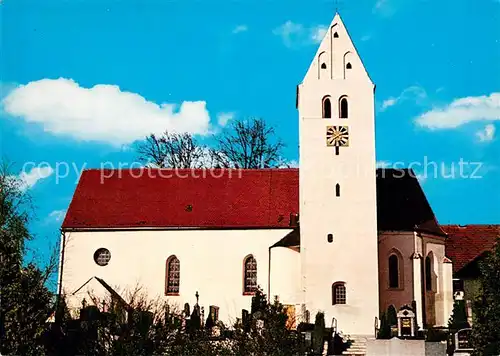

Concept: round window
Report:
left=94, top=248, right=111, bottom=266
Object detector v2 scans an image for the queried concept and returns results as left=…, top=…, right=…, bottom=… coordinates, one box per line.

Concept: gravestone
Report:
left=455, top=328, right=473, bottom=352
left=397, top=306, right=416, bottom=338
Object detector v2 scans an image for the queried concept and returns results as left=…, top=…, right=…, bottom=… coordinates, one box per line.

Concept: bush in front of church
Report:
left=377, top=312, right=392, bottom=339
left=312, top=311, right=326, bottom=354
left=448, top=299, right=469, bottom=333
left=230, top=287, right=305, bottom=356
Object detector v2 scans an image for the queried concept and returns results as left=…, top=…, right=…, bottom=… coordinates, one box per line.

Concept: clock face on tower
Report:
left=326, top=126, right=349, bottom=147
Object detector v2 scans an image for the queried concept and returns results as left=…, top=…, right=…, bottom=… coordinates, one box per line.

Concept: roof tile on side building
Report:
left=443, top=225, right=500, bottom=274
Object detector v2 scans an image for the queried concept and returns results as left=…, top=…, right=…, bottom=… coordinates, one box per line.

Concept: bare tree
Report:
left=136, top=131, right=211, bottom=168
left=211, top=118, right=284, bottom=169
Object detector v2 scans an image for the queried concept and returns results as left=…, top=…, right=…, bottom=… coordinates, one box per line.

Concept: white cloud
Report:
left=217, top=112, right=234, bottom=127
left=381, top=98, right=397, bottom=110
left=273, top=21, right=304, bottom=47
left=232, top=25, right=248, bottom=34
left=49, top=210, right=66, bottom=222
left=310, top=25, right=328, bottom=44
left=19, top=166, right=54, bottom=190
left=373, top=0, right=396, bottom=16
left=415, top=93, right=500, bottom=129
left=2, top=78, right=213, bottom=146
left=273, top=21, right=327, bottom=48
left=381, top=86, right=427, bottom=111
left=476, top=124, right=496, bottom=142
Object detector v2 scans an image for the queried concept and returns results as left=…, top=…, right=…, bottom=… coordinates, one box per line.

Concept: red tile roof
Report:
left=63, top=168, right=443, bottom=234
left=443, top=225, right=500, bottom=273
left=62, top=169, right=299, bottom=229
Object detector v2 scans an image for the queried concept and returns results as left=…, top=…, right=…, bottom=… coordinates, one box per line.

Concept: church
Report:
left=58, top=13, right=454, bottom=337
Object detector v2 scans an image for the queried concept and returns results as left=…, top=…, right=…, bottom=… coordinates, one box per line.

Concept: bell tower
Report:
left=297, top=13, right=379, bottom=335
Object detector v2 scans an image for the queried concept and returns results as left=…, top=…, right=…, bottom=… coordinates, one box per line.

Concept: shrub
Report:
left=377, top=312, right=391, bottom=339
left=312, top=312, right=326, bottom=355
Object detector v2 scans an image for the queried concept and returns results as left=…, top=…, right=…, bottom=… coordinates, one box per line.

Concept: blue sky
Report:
left=1, top=0, right=499, bottom=267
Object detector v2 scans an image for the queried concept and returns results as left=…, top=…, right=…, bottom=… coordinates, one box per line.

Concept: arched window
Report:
left=388, top=254, right=399, bottom=288
left=339, top=97, right=348, bottom=118
left=335, top=183, right=340, bottom=197
left=323, top=97, right=332, bottom=118
left=332, top=282, right=346, bottom=305
left=243, top=255, right=257, bottom=294
left=321, top=63, right=327, bottom=69
left=165, top=255, right=180, bottom=295
left=425, top=255, right=432, bottom=291
left=346, top=62, right=352, bottom=69
left=333, top=32, right=339, bottom=38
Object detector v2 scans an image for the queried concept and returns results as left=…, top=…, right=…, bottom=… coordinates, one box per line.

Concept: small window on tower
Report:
left=327, top=234, right=333, bottom=243
left=321, top=63, right=327, bottom=69
left=323, top=97, right=332, bottom=118
left=335, top=184, right=340, bottom=197
left=333, top=32, right=339, bottom=38
left=346, top=62, right=352, bottom=69
left=339, top=97, right=348, bottom=119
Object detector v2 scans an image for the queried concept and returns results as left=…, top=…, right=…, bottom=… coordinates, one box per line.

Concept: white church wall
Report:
left=60, top=228, right=293, bottom=325
left=269, top=246, right=301, bottom=305
left=377, top=231, right=416, bottom=314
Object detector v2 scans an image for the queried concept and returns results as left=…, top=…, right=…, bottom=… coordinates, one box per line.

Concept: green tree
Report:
left=250, top=288, right=267, bottom=316
left=387, top=305, right=397, bottom=328
left=0, top=163, right=55, bottom=355
left=312, top=311, right=326, bottom=355
left=377, top=312, right=391, bottom=339
left=470, top=239, right=500, bottom=356
left=448, top=299, right=469, bottom=333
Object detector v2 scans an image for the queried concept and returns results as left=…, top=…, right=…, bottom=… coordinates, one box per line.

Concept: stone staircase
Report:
left=342, top=335, right=371, bottom=356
